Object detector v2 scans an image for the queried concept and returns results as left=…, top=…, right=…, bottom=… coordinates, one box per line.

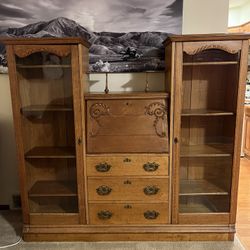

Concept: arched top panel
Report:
left=183, top=41, right=242, bottom=55
left=14, top=45, right=71, bottom=58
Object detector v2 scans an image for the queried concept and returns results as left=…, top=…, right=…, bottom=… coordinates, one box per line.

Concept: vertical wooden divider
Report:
left=171, top=42, right=183, bottom=224
left=71, top=45, right=86, bottom=224
left=6, top=45, right=30, bottom=223
left=230, top=40, right=249, bottom=224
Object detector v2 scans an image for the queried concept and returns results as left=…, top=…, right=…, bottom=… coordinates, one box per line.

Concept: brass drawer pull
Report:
left=143, top=162, right=159, bottom=172
left=124, top=204, right=132, bottom=209
left=95, top=162, right=111, bottom=172
left=143, top=185, right=159, bottom=195
left=98, top=210, right=113, bottom=220
left=144, top=210, right=159, bottom=220
left=123, top=158, right=132, bottom=163
left=96, top=185, right=112, bottom=195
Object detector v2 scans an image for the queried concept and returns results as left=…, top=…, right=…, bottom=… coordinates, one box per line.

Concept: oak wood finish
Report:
left=86, top=154, right=169, bottom=176
left=89, top=203, right=169, bottom=224
left=165, top=34, right=250, bottom=237
left=86, top=97, right=169, bottom=153
left=5, top=35, right=250, bottom=241
left=4, top=38, right=89, bottom=230
left=87, top=177, right=169, bottom=202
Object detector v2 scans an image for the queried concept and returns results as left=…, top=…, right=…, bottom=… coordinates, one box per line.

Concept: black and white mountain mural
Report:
left=0, top=0, right=183, bottom=73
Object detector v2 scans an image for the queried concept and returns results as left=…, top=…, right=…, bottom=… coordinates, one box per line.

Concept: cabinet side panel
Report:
left=71, top=45, right=86, bottom=224
left=230, top=40, right=249, bottom=224
left=171, top=42, right=183, bottom=224
left=6, top=45, right=30, bottom=223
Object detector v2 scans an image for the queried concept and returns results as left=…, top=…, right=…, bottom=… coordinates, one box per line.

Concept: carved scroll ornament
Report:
left=145, top=102, right=168, bottom=138
left=89, top=103, right=110, bottom=137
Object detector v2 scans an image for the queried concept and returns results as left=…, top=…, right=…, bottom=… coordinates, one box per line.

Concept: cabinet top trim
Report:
left=163, top=33, right=250, bottom=45
left=0, top=37, right=90, bottom=48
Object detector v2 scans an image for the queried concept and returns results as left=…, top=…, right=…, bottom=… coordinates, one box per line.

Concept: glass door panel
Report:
left=16, top=51, right=78, bottom=214
left=179, top=48, right=240, bottom=215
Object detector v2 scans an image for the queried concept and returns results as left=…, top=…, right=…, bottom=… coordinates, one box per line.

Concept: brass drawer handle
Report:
left=96, top=185, right=112, bottom=195
left=143, top=185, right=159, bottom=195
left=95, top=162, right=111, bottom=172
left=123, top=158, right=132, bottom=163
left=143, top=162, right=159, bottom=172
left=144, top=210, right=159, bottom=220
left=98, top=210, right=113, bottom=220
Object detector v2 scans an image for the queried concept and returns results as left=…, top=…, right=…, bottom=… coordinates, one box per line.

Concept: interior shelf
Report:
left=181, top=109, right=234, bottom=116
left=21, top=105, right=73, bottom=113
left=16, top=64, right=71, bottom=68
left=180, top=143, right=233, bottom=157
left=29, top=181, right=77, bottom=197
left=179, top=180, right=229, bottom=196
left=183, top=61, right=238, bottom=66
left=25, top=147, right=76, bottom=159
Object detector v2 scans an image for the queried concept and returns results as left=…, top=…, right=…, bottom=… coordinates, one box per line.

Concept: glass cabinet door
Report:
left=15, top=49, right=78, bottom=214
left=178, top=48, right=240, bottom=219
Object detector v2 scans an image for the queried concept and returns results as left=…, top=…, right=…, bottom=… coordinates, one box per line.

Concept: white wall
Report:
left=182, top=0, right=229, bottom=34
left=228, top=0, right=250, bottom=27
left=0, top=0, right=230, bottom=207
left=0, top=74, right=19, bottom=207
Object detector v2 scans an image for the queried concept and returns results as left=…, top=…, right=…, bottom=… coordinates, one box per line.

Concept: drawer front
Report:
left=86, top=154, right=169, bottom=176
left=88, top=177, right=169, bottom=202
left=86, top=99, right=168, bottom=153
left=89, top=203, right=169, bottom=224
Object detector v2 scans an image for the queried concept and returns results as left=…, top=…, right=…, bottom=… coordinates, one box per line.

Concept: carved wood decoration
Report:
left=89, top=103, right=110, bottom=136
left=183, top=41, right=242, bottom=55
left=14, top=45, right=71, bottom=58
left=145, top=102, right=168, bottom=138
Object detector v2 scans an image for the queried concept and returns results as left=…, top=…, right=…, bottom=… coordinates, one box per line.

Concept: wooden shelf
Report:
left=17, top=64, right=71, bottom=68
left=180, top=143, right=233, bottom=157
left=181, top=109, right=234, bottom=116
left=183, top=61, right=238, bottom=66
left=25, top=147, right=75, bottom=159
left=29, top=181, right=77, bottom=197
left=179, top=180, right=229, bottom=196
left=21, top=105, right=73, bottom=113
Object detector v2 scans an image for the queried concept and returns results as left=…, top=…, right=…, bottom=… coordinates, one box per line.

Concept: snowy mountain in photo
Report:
left=0, top=17, right=168, bottom=72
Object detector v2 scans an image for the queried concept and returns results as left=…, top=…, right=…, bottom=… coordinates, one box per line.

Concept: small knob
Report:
left=174, top=137, right=179, bottom=144
left=77, top=137, right=82, bottom=145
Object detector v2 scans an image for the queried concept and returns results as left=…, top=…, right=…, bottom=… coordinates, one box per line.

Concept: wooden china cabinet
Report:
left=2, top=34, right=250, bottom=241
left=165, top=34, right=249, bottom=235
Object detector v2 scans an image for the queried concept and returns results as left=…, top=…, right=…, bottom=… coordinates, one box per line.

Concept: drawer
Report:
left=86, top=99, right=168, bottom=153
left=88, top=177, right=169, bottom=202
left=86, top=154, right=169, bottom=176
left=89, top=203, right=169, bottom=224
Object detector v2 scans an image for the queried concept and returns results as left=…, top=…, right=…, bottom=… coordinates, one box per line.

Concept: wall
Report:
left=0, top=74, right=19, bottom=207
left=182, top=0, right=229, bottom=34
left=228, top=0, right=250, bottom=27
left=0, top=0, right=230, bottom=207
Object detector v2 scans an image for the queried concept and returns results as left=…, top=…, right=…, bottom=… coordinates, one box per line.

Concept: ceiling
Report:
left=229, top=0, right=250, bottom=8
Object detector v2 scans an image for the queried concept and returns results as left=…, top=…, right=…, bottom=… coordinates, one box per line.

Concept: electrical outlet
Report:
left=12, top=194, right=21, bottom=209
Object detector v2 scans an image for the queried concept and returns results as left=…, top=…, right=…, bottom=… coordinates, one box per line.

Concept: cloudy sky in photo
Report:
left=0, top=0, right=182, bottom=32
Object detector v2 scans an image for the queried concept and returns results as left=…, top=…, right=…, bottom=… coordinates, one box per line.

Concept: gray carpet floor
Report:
left=0, top=211, right=245, bottom=250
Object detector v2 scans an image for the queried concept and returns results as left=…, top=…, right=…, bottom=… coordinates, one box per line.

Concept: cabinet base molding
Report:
left=23, top=225, right=235, bottom=241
